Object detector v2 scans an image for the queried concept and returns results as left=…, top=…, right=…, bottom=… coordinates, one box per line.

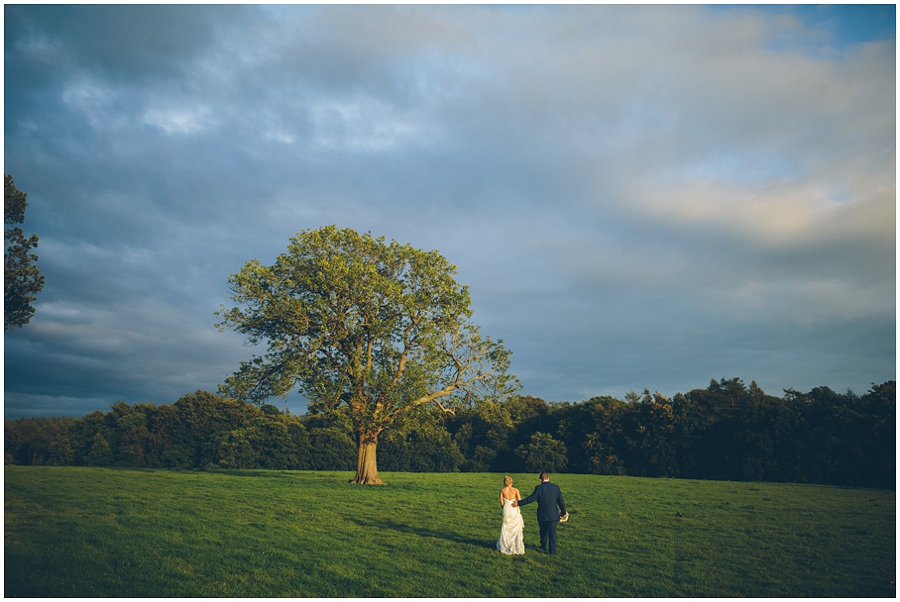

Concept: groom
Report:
left=513, top=472, right=567, bottom=555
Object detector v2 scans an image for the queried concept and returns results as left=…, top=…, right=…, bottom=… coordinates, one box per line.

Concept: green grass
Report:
left=4, top=467, right=895, bottom=597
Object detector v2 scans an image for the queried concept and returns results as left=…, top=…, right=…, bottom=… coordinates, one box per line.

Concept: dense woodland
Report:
left=5, top=378, right=895, bottom=489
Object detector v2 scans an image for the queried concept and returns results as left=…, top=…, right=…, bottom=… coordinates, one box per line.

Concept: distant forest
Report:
left=5, top=378, right=895, bottom=489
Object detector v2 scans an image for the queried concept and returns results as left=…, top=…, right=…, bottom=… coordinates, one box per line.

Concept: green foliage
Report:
left=4, top=174, right=44, bottom=330
left=4, top=468, right=895, bottom=597
left=448, top=400, right=516, bottom=472
left=85, top=433, right=113, bottom=466
left=380, top=422, right=466, bottom=472
left=215, top=418, right=309, bottom=470
left=4, top=416, right=74, bottom=465
left=5, top=392, right=313, bottom=471
left=308, top=427, right=356, bottom=471
left=516, top=431, right=568, bottom=472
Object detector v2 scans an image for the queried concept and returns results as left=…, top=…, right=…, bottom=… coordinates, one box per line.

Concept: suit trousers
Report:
left=538, top=520, right=558, bottom=554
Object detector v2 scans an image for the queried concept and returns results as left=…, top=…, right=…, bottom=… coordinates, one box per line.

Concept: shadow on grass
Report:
left=197, top=468, right=362, bottom=480
left=346, top=516, right=492, bottom=549
left=200, top=469, right=294, bottom=478
left=199, top=469, right=352, bottom=480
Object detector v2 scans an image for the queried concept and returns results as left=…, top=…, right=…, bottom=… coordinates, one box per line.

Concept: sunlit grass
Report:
left=4, top=467, right=895, bottom=597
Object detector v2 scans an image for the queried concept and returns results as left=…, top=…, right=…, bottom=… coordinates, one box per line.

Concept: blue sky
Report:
left=4, top=4, right=895, bottom=418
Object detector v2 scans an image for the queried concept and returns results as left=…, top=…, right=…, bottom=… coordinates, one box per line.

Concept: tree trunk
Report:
left=352, top=431, right=385, bottom=485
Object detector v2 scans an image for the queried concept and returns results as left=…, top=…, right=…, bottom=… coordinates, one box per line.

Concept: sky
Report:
left=4, top=4, right=896, bottom=419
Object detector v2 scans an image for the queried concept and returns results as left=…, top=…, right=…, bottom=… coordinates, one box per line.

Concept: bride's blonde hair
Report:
left=504, top=476, right=513, bottom=486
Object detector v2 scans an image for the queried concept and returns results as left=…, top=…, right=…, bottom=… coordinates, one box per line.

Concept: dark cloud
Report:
left=6, top=5, right=246, bottom=82
left=4, top=5, right=894, bottom=419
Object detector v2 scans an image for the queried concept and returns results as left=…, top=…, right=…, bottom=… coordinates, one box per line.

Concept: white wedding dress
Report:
left=496, top=498, right=525, bottom=555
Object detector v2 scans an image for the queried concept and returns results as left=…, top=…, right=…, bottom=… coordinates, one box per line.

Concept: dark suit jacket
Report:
left=517, top=480, right=566, bottom=522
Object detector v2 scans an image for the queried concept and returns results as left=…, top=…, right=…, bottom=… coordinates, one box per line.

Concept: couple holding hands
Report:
left=497, top=472, right=568, bottom=555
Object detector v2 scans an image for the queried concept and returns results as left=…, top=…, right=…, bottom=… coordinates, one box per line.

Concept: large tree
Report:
left=216, top=226, right=518, bottom=484
left=5, top=175, right=44, bottom=330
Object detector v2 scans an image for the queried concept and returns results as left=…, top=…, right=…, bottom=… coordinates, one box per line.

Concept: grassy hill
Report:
left=4, top=466, right=895, bottom=597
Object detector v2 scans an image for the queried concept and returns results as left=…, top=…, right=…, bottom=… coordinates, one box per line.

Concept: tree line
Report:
left=5, top=378, right=894, bottom=489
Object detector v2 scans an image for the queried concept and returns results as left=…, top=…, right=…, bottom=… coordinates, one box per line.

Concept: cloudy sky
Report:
left=4, top=4, right=895, bottom=419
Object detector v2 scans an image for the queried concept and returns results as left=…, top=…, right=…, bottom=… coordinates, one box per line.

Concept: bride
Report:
left=496, top=476, right=525, bottom=555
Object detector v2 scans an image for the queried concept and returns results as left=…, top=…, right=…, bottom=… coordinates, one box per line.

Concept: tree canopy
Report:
left=216, top=226, right=518, bottom=483
left=5, top=175, right=44, bottom=330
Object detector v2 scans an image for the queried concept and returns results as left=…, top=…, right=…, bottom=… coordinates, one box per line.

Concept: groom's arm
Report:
left=516, top=487, right=540, bottom=507
left=556, top=487, right=567, bottom=515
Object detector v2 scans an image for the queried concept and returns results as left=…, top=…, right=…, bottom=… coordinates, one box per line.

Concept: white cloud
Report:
left=308, top=96, right=434, bottom=151
left=264, top=130, right=296, bottom=144
left=60, top=78, right=127, bottom=130
left=142, top=105, right=215, bottom=135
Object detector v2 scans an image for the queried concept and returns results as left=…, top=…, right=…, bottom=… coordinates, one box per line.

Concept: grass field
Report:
left=4, top=466, right=895, bottom=597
